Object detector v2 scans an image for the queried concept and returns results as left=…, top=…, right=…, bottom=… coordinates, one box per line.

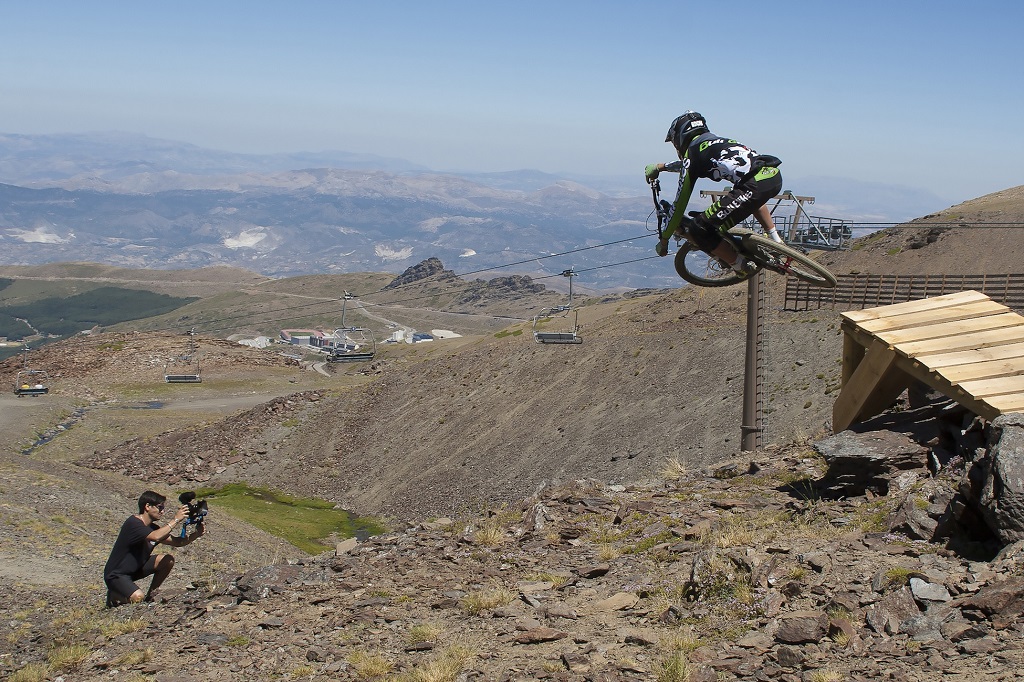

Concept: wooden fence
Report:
left=783, top=273, right=1024, bottom=313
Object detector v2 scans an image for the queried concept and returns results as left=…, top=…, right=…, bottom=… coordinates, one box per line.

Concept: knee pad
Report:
left=689, top=213, right=723, bottom=252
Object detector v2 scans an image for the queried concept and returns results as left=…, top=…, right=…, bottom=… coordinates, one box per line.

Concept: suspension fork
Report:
left=649, top=178, right=666, bottom=241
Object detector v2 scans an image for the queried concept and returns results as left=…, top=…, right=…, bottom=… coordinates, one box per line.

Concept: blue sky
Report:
left=2, top=1, right=1022, bottom=205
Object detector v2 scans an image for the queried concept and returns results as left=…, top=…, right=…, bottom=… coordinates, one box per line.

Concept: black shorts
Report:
left=105, top=555, right=158, bottom=605
left=702, top=166, right=783, bottom=230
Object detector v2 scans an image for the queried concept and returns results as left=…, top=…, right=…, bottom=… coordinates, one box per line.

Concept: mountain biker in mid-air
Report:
left=645, top=111, right=785, bottom=277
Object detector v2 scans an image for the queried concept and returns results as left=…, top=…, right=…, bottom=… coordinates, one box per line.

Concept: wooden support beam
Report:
left=833, top=337, right=902, bottom=432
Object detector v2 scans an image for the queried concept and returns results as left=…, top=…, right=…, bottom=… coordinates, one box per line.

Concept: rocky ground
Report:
left=5, top=403, right=1024, bottom=681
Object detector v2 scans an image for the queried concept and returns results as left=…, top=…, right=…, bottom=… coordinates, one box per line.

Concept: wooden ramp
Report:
left=834, top=290, right=1024, bottom=431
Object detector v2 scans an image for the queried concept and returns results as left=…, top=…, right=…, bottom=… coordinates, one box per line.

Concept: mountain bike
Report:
left=649, top=179, right=837, bottom=288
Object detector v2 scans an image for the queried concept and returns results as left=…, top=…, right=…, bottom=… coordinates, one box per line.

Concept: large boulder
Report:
left=813, top=430, right=929, bottom=498
left=962, top=413, right=1024, bottom=543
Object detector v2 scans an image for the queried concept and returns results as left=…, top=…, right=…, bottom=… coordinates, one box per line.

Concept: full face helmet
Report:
left=665, top=111, right=709, bottom=157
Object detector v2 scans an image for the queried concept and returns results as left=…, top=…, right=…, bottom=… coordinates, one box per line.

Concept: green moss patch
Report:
left=192, top=483, right=385, bottom=555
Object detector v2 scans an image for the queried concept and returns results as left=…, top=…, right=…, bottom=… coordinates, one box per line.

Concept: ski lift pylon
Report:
left=14, top=347, right=50, bottom=396
left=533, top=268, right=582, bottom=344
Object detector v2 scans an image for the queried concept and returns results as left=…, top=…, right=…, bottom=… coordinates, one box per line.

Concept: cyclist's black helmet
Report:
left=666, top=111, right=709, bottom=155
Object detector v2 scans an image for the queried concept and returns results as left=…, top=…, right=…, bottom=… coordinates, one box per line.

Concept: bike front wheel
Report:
left=673, top=241, right=746, bottom=287
left=739, top=232, right=838, bottom=288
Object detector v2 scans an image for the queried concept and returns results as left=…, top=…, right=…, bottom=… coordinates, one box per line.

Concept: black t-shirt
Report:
left=663, top=131, right=766, bottom=236
left=104, top=515, right=158, bottom=578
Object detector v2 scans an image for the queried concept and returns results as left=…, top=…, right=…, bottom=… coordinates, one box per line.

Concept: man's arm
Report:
left=663, top=160, right=696, bottom=240
left=161, top=523, right=204, bottom=547
left=146, top=505, right=189, bottom=544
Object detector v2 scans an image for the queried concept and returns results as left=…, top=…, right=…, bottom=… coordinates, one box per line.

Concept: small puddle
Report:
left=118, top=401, right=166, bottom=410
left=21, top=407, right=87, bottom=455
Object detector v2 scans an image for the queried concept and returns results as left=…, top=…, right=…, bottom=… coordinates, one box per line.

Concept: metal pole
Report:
left=341, top=292, right=352, bottom=328
left=741, top=269, right=766, bottom=451
left=562, top=269, right=576, bottom=307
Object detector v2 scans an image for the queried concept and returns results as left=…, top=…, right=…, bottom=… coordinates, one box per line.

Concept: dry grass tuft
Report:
left=346, top=650, right=394, bottom=678
left=8, top=663, right=49, bottom=682
left=394, top=644, right=474, bottom=682
left=654, top=651, right=693, bottom=682
left=472, top=521, right=505, bottom=547
left=461, top=584, right=517, bottom=615
left=113, top=648, right=154, bottom=667
left=406, top=622, right=444, bottom=645
left=47, top=644, right=91, bottom=671
left=659, top=457, right=688, bottom=481
left=100, top=615, right=148, bottom=638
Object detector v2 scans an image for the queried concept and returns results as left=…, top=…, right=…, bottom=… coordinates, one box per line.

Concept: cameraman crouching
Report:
left=103, top=490, right=204, bottom=607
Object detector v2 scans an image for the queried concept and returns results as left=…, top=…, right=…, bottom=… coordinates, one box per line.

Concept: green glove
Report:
left=645, top=163, right=661, bottom=181
left=655, top=239, right=668, bottom=257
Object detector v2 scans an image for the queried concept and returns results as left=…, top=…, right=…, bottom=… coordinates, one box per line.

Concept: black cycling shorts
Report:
left=702, top=166, right=783, bottom=231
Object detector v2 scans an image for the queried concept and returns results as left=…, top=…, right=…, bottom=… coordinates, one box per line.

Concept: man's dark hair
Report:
left=137, top=490, right=166, bottom=514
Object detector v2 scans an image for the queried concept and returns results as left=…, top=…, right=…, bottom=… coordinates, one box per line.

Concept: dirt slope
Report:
left=72, top=284, right=842, bottom=522
left=818, top=185, right=1024, bottom=276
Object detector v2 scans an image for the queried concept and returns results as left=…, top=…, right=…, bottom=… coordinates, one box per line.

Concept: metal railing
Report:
left=778, top=215, right=854, bottom=251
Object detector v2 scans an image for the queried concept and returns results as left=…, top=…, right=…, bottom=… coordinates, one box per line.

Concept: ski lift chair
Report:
left=13, top=348, right=50, bottom=396
left=163, top=356, right=202, bottom=383
left=164, top=329, right=202, bottom=383
left=533, top=306, right=582, bottom=344
left=532, top=269, right=583, bottom=344
left=327, top=327, right=377, bottom=363
left=14, top=369, right=50, bottom=396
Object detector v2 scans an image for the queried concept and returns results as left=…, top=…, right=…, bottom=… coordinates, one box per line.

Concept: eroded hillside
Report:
left=71, top=282, right=842, bottom=522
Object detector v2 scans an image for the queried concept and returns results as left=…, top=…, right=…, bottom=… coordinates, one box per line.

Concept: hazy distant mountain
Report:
left=0, top=132, right=954, bottom=289
left=0, top=169, right=659, bottom=288
left=0, top=132, right=429, bottom=182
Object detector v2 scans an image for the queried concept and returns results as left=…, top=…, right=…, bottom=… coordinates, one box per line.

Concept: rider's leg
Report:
left=689, top=214, right=748, bottom=270
left=753, top=204, right=784, bottom=243
left=710, top=237, right=745, bottom=268
left=699, top=168, right=785, bottom=265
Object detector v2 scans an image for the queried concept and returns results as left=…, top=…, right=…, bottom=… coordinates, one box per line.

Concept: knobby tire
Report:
left=672, top=228, right=837, bottom=288
left=673, top=242, right=744, bottom=287
left=739, top=231, right=837, bottom=287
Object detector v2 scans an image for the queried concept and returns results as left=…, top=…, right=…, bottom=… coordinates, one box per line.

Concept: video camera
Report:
left=177, top=491, right=209, bottom=537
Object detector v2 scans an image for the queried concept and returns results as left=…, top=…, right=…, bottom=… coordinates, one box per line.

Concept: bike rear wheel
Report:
left=739, top=232, right=837, bottom=288
left=673, top=242, right=745, bottom=287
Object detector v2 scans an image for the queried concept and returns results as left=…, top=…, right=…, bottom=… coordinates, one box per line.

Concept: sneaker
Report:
left=731, top=259, right=757, bottom=278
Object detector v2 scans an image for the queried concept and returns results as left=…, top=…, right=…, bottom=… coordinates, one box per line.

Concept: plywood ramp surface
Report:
left=834, top=290, right=1024, bottom=430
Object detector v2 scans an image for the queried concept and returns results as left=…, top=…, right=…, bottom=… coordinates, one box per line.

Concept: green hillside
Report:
left=0, top=286, right=197, bottom=360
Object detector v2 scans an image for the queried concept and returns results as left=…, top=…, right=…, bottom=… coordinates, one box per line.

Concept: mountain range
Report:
left=0, top=132, right=952, bottom=290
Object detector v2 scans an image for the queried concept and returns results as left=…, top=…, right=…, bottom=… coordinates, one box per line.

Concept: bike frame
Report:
left=648, top=178, right=837, bottom=288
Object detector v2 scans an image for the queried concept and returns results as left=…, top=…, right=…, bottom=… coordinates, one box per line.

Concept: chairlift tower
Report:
left=340, top=291, right=353, bottom=328
left=699, top=188, right=851, bottom=450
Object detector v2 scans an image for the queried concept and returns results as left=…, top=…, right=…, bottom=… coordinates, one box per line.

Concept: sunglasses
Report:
left=151, top=503, right=165, bottom=512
